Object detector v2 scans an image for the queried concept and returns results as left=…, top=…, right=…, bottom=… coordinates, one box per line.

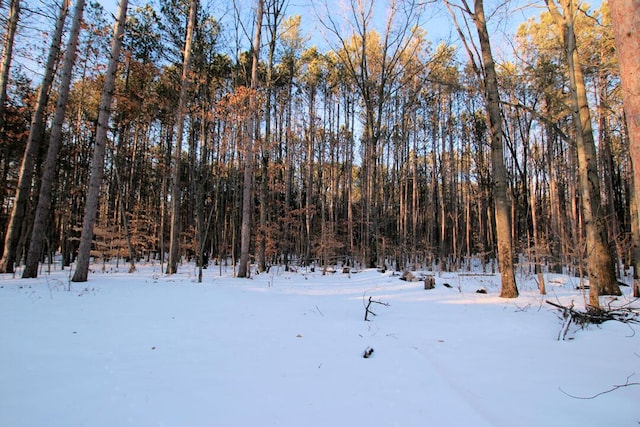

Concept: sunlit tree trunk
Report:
left=610, top=0, right=640, bottom=297
left=0, top=0, right=69, bottom=273
left=71, top=0, right=127, bottom=282
left=238, top=0, right=263, bottom=278
left=629, top=174, right=640, bottom=297
left=166, top=0, right=197, bottom=275
left=460, top=0, right=518, bottom=297
left=258, top=0, right=285, bottom=272
left=22, top=0, right=85, bottom=278
left=545, top=0, right=621, bottom=306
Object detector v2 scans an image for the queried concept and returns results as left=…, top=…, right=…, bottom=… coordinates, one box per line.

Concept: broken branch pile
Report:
left=546, top=300, right=639, bottom=340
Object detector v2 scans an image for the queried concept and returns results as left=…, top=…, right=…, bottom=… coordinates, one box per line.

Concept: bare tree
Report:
left=71, top=0, right=128, bottom=282
left=545, top=0, right=621, bottom=306
left=0, top=0, right=20, bottom=134
left=0, top=0, right=69, bottom=273
left=318, top=0, right=424, bottom=268
left=444, top=0, right=518, bottom=297
left=166, top=0, right=198, bottom=275
left=237, top=0, right=263, bottom=278
left=257, top=0, right=287, bottom=272
left=610, top=0, right=640, bottom=298
left=22, top=0, right=86, bottom=278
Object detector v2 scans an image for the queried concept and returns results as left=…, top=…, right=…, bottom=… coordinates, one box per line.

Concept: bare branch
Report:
left=363, top=295, right=390, bottom=321
left=560, top=374, right=640, bottom=400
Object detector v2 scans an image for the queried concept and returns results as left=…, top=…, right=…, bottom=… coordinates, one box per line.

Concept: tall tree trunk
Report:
left=0, top=0, right=20, bottom=135
left=21, top=0, right=85, bottom=279
left=282, top=73, right=293, bottom=270
left=531, top=178, right=546, bottom=294
left=473, top=0, right=518, bottom=297
left=610, top=0, right=640, bottom=297
left=629, top=172, right=640, bottom=297
left=70, top=0, right=127, bottom=282
left=166, top=0, right=197, bottom=275
left=546, top=0, right=621, bottom=307
left=113, top=157, right=136, bottom=273
left=305, top=86, right=315, bottom=266
left=258, top=0, right=283, bottom=273
left=0, top=0, right=69, bottom=273
left=237, top=0, right=263, bottom=278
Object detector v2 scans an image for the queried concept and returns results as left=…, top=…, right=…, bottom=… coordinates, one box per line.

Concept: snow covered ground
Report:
left=1, top=262, right=638, bottom=426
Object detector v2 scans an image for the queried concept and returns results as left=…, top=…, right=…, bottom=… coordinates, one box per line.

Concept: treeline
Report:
left=0, top=0, right=634, bottom=292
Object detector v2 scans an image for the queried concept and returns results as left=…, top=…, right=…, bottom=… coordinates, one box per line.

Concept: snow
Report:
left=1, top=263, right=638, bottom=426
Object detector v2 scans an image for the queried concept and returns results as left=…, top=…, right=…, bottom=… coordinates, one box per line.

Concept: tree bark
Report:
left=237, top=0, right=263, bottom=278
left=610, top=0, right=640, bottom=297
left=545, top=0, right=621, bottom=306
left=258, top=0, right=284, bottom=273
left=21, top=0, right=85, bottom=278
left=472, top=0, right=518, bottom=298
left=629, top=172, right=640, bottom=298
left=166, top=0, right=197, bottom=275
left=113, top=159, right=136, bottom=273
left=0, top=0, right=69, bottom=273
left=71, top=0, right=127, bottom=282
left=0, top=0, right=20, bottom=135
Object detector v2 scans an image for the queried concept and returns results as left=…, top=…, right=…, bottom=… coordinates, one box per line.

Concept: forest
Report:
left=0, top=0, right=638, bottom=303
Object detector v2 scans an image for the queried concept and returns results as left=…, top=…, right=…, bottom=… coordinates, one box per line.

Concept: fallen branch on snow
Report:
left=560, top=374, right=640, bottom=399
left=364, top=296, right=390, bottom=321
left=546, top=300, right=639, bottom=340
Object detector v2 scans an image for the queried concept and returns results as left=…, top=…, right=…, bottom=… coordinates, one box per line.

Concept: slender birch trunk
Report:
left=21, top=0, right=85, bottom=278
left=166, top=0, right=197, bottom=274
left=0, top=0, right=69, bottom=273
left=70, top=0, right=127, bottom=282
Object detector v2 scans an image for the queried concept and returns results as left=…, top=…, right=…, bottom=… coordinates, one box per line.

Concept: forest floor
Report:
left=1, top=261, right=639, bottom=426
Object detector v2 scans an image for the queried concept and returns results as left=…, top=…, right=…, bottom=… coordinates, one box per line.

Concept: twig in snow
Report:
left=559, top=374, right=640, bottom=399
left=364, top=296, right=390, bottom=321
left=559, top=309, right=573, bottom=341
left=514, top=303, right=531, bottom=312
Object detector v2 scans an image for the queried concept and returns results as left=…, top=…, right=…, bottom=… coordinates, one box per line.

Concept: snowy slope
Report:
left=1, top=263, right=638, bottom=426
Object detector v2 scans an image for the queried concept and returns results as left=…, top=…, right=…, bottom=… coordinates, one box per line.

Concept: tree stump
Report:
left=424, top=276, right=435, bottom=290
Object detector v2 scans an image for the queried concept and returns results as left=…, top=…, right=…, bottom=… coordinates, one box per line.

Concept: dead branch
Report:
left=546, top=300, right=639, bottom=327
left=559, top=308, right=573, bottom=341
left=547, top=300, right=639, bottom=340
left=364, top=296, right=390, bottom=321
left=560, top=374, right=640, bottom=399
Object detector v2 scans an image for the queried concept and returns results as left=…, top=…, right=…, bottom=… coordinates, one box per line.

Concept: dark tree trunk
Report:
left=166, top=0, right=197, bottom=275
left=0, top=0, right=68, bottom=273
left=238, top=0, right=263, bottom=278
left=22, top=0, right=86, bottom=278
left=71, top=0, right=127, bottom=282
